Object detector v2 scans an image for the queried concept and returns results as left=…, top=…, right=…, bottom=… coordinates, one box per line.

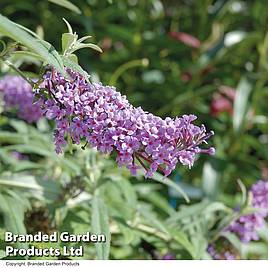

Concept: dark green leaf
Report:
left=48, top=0, right=81, bottom=14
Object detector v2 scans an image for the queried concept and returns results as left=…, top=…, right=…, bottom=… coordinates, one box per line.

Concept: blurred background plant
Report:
left=0, top=0, right=268, bottom=260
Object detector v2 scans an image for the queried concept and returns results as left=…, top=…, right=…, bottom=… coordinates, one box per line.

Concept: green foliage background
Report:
left=0, top=0, right=268, bottom=260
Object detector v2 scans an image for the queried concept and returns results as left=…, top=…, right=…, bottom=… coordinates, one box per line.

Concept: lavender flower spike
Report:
left=36, top=68, right=215, bottom=177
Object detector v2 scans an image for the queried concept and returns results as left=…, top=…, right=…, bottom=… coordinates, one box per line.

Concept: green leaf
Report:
left=151, top=172, right=189, bottom=202
left=61, top=56, right=90, bottom=80
left=237, top=179, right=247, bottom=207
left=0, top=174, right=60, bottom=201
left=0, top=193, right=27, bottom=249
left=101, top=182, right=134, bottom=220
left=36, top=39, right=67, bottom=74
left=169, top=229, right=195, bottom=258
left=48, top=0, right=81, bottom=14
left=4, top=189, right=31, bottom=210
left=0, top=14, right=65, bottom=75
left=202, top=161, right=219, bottom=200
left=167, top=200, right=210, bottom=224
left=4, top=144, right=51, bottom=156
left=141, top=192, right=174, bottom=215
left=77, top=36, right=92, bottom=43
left=117, top=222, right=136, bottom=244
left=62, top=33, right=76, bottom=53
left=0, top=131, right=24, bottom=144
left=117, top=179, right=137, bottom=209
left=203, top=202, right=230, bottom=214
left=192, top=234, right=208, bottom=260
left=222, top=232, right=242, bottom=252
left=11, top=51, right=44, bottom=61
left=12, top=161, right=44, bottom=172
left=106, top=25, right=134, bottom=42
left=9, top=119, right=30, bottom=133
left=91, top=196, right=111, bottom=260
left=138, top=206, right=169, bottom=235
left=169, top=181, right=202, bottom=199
left=0, top=250, right=5, bottom=259
left=67, top=54, right=78, bottom=63
left=233, top=77, right=252, bottom=133
left=62, top=18, right=73, bottom=34
left=0, top=40, right=7, bottom=56
left=67, top=134, right=74, bottom=154
left=72, top=43, right=103, bottom=53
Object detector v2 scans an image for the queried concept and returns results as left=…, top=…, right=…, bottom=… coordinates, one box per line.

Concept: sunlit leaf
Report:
left=62, top=18, right=73, bottom=34
left=77, top=36, right=92, bottom=43
left=72, top=43, right=103, bottom=53
left=233, top=77, right=252, bottom=133
left=202, top=161, right=219, bottom=200
left=62, top=33, right=76, bottom=53
left=67, top=54, right=78, bottom=63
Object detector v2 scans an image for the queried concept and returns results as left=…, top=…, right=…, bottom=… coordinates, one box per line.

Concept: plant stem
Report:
left=0, top=57, right=35, bottom=87
left=109, top=58, right=149, bottom=85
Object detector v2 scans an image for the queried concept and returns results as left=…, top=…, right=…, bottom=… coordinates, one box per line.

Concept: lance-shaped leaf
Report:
left=233, top=77, right=252, bottom=133
left=0, top=14, right=65, bottom=75
left=202, top=161, right=219, bottom=200
left=77, top=36, right=92, bottom=43
left=0, top=174, right=60, bottom=201
left=71, top=42, right=103, bottom=54
left=91, top=196, right=111, bottom=260
left=0, top=193, right=27, bottom=249
left=48, top=0, right=81, bottom=14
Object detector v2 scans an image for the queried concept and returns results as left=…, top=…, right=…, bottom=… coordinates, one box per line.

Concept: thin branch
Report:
left=0, top=57, right=35, bottom=87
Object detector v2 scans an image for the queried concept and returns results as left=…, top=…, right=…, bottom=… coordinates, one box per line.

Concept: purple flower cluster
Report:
left=162, top=254, right=175, bottom=260
left=208, top=180, right=268, bottom=260
left=207, top=245, right=236, bottom=260
left=0, top=75, right=42, bottom=123
left=11, top=151, right=29, bottom=161
left=228, top=180, right=268, bottom=242
left=36, top=68, right=214, bottom=177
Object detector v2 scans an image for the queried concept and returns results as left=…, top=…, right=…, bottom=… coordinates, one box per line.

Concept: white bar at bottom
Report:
left=1, top=260, right=268, bottom=268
